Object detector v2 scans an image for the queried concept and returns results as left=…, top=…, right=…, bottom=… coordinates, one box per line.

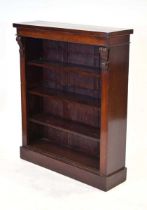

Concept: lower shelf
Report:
left=20, top=144, right=127, bottom=191
left=26, top=140, right=99, bottom=174
left=29, top=113, right=99, bottom=142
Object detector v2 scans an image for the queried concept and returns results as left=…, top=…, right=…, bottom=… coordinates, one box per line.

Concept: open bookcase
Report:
left=13, top=21, right=133, bottom=191
left=27, top=38, right=100, bottom=173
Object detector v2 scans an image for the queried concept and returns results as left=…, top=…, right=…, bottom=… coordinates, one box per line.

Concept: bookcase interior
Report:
left=25, top=38, right=101, bottom=173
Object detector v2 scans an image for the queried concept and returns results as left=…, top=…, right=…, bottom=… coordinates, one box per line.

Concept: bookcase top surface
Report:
left=13, top=21, right=133, bottom=37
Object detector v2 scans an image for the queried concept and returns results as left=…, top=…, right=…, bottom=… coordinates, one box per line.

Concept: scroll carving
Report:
left=99, top=47, right=109, bottom=72
left=16, top=35, right=25, bottom=56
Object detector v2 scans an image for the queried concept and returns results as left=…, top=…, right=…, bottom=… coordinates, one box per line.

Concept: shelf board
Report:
left=29, top=86, right=100, bottom=108
left=27, top=140, right=99, bottom=174
left=28, top=60, right=100, bottom=78
left=29, top=113, right=100, bottom=142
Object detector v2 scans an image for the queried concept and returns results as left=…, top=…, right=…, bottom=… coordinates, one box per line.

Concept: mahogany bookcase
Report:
left=13, top=21, right=133, bottom=191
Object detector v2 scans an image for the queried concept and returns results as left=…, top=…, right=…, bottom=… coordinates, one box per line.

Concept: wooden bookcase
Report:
left=13, top=21, right=133, bottom=191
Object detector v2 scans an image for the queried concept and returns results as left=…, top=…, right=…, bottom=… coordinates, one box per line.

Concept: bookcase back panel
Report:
left=26, top=38, right=100, bottom=68
left=26, top=67, right=100, bottom=100
left=43, top=40, right=100, bottom=67
left=43, top=97, right=100, bottom=127
left=28, top=95, right=100, bottom=128
left=43, top=69, right=100, bottom=98
left=26, top=38, right=43, bottom=60
left=26, top=37, right=101, bottom=99
left=26, top=66, right=43, bottom=88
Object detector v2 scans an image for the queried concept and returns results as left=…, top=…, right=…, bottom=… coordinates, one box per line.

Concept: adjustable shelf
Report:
left=29, top=86, right=100, bottom=107
left=29, top=113, right=99, bottom=141
left=13, top=21, right=133, bottom=191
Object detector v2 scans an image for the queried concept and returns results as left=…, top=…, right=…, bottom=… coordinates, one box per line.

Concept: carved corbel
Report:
left=16, top=35, right=25, bottom=56
left=99, top=47, right=109, bottom=72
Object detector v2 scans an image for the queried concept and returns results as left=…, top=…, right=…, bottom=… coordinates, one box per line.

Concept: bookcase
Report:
left=13, top=21, right=133, bottom=191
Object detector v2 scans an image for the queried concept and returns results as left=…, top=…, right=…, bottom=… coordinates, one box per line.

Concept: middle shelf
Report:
left=28, top=86, right=100, bottom=108
left=29, top=113, right=100, bottom=142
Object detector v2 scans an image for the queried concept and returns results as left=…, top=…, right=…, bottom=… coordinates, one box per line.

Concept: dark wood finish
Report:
left=29, top=86, right=100, bottom=107
left=20, top=146, right=127, bottom=191
left=13, top=21, right=133, bottom=191
left=25, top=139, right=99, bottom=173
left=13, top=21, right=133, bottom=37
left=16, top=36, right=28, bottom=146
left=28, top=123, right=99, bottom=158
left=102, top=45, right=129, bottom=175
left=29, top=113, right=99, bottom=141
left=28, top=60, right=100, bottom=78
left=13, top=21, right=133, bottom=47
left=99, top=47, right=110, bottom=175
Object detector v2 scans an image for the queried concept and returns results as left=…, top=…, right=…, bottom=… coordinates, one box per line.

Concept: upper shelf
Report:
left=28, top=60, right=100, bottom=78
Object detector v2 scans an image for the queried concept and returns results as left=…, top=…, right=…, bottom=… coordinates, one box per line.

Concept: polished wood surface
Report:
left=13, top=21, right=133, bottom=46
left=29, top=113, right=100, bottom=141
left=21, top=146, right=127, bottom=191
left=13, top=21, right=133, bottom=37
left=14, top=21, right=133, bottom=191
left=28, top=60, right=100, bottom=78
left=16, top=36, right=28, bottom=146
left=100, top=43, right=130, bottom=175
left=29, top=86, right=100, bottom=107
left=25, top=139, right=99, bottom=173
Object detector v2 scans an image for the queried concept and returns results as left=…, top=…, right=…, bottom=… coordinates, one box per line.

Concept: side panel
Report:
left=107, top=44, right=129, bottom=174
left=100, top=39, right=130, bottom=175
left=16, top=35, right=28, bottom=146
